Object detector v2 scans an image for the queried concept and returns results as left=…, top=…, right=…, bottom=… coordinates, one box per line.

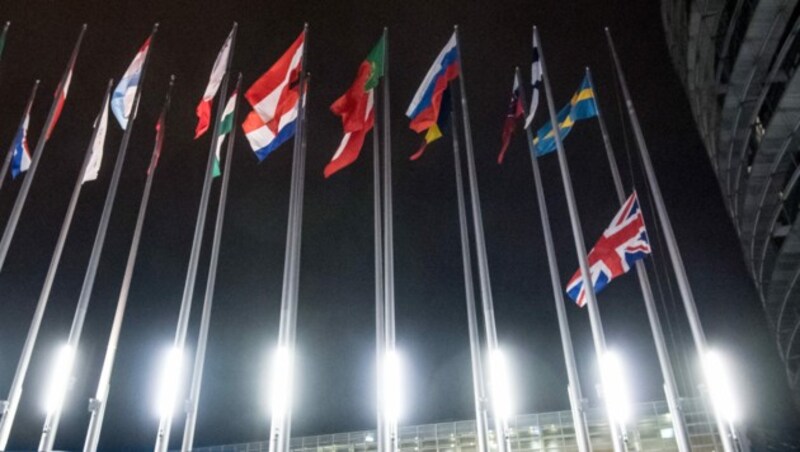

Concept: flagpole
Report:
left=0, top=79, right=109, bottom=451
left=82, top=75, right=175, bottom=452
left=449, top=100, right=490, bottom=452
left=586, top=67, right=692, bottom=452
left=0, top=24, right=86, bottom=273
left=181, top=74, right=242, bottom=452
left=373, top=30, right=387, bottom=452
left=535, top=26, right=625, bottom=452
left=453, top=26, right=509, bottom=452
left=0, top=80, right=39, bottom=192
left=38, top=25, right=158, bottom=452
left=604, top=28, right=737, bottom=452
left=515, top=67, right=591, bottom=452
left=154, top=23, right=237, bottom=452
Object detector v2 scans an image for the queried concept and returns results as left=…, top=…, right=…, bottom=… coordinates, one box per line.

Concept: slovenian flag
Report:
left=112, top=37, right=151, bottom=129
left=195, top=29, right=234, bottom=139
left=11, top=110, right=31, bottom=179
left=406, top=32, right=460, bottom=160
left=243, top=31, right=304, bottom=162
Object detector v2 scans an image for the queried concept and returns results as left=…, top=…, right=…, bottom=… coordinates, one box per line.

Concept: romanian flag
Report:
left=406, top=32, right=459, bottom=160
left=533, top=74, right=597, bottom=155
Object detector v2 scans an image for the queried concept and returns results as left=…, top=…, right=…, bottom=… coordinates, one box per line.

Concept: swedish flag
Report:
left=533, top=74, right=598, bottom=155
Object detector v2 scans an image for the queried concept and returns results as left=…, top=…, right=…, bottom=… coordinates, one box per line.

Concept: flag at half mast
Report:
left=325, top=35, right=385, bottom=178
left=533, top=73, right=597, bottom=155
left=406, top=32, right=459, bottom=160
left=213, top=91, right=237, bottom=178
left=566, top=191, right=652, bottom=307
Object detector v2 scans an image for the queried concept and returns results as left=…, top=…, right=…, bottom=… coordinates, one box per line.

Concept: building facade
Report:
left=661, top=0, right=800, bottom=408
left=191, top=399, right=725, bottom=452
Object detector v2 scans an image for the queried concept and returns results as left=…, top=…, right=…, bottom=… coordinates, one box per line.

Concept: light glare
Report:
left=43, top=344, right=75, bottom=415
left=490, top=348, right=513, bottom=422
left=270, top=346, right=294, bottom=419
left=601, top=350, right=632, bottom=425
left=383, top=349, right=403, bottom=425
left=702, top=349, right=740, bottom=424
left=155, top=346, right=183, bottom=418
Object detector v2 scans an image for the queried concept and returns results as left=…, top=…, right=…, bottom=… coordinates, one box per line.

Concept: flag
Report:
left=406, top=32, right=459, bottom=160
left=195, top=29, right=233, bottom=139
left=409, top=87, right=452, bottom=161
left=497, top=74, right=525, bottom=164
left=566, top=192, right=651, bottom=307
left=45, top=65, right=74, bottom=141
left=524, top=31, right=542, bottom=129
left=533, top=74, right=597, bottom=155
left=0, top=23, right=8, bottom=61
left=324, top=35, right=385, bottom=178
left=213, top=91, right=237, bottom=178
left=149, top=100, right=167, bottom=175
left=243, top=31, right=304, bottom=161
left=10, top=110, right=31, bottom=179
left=111, top=37, right=151, bottom=129
left=82, top=93, right=110, bottom=184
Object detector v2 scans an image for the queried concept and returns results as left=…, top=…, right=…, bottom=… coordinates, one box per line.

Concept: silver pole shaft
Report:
left=453, top=26, right=508, bottom=452
left=449, top=107, right=490, bottom=452
left=586, top=67, right=691, bottom=452
left=0, top=24, right=86, bottom=273
left=0, top=81, right=39, bottom=192
left=181, top=74, right=242, bottom=452
left=535, top=27, right=624, bottom=452
left=83, top=76, right=175, bottom=452
left=0, top=78, right=108, bottom=452
left=40, top=25, right=158, bottom=449
left=603, top=28, right=735, bottom=452
left=373, top=47, right=387, bottom=452
left=515, top=67, right=591, bottom=452
left=381, top=29, right=400, bottom=452
left=269, top=26, right=308, bottom=452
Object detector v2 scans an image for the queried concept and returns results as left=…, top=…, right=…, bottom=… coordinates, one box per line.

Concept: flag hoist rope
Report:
left=515, top=66, right=590, bottom=452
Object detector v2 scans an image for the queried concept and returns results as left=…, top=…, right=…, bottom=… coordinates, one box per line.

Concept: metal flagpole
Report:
left=39, top=25, right=158, bottom=452
left=268, top=25, right=308, bottom=452
left=83, top=76, right=175, bottom=452
left=154, top=24, right=237, bottom=452
left=449, top=102, right=491, bottom=452
left=0, top=79, right=109, bottom=451
left=381, top=28, right=401, bottom=452
left=181, top=74, right=243, bottom=452
left=0, top=80, right=39, bottom=192
left=604, top=28, right=737, bottom=452
left=453, top=26, right=509, bottom=452
left=373, top=32, right=387, bottom=452
left=0, top=24, right=87, bottom=273
left=586, top=66, right=692, bottom=452
left=515, top=67, right=591, bottom=452
left=535, top=26, right=625, bottom=452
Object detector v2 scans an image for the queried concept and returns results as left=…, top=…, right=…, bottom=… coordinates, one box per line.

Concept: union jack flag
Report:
left=566, top=191, right=651, bottom=307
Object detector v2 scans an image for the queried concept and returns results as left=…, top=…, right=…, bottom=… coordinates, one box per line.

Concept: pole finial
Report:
left=604, top=26, right=611, bottom=32
left=81, top=23, right=88, bottom=30
left=34, top=79, right=41, bottom=85
left=169, top=74, right=176, bottom=84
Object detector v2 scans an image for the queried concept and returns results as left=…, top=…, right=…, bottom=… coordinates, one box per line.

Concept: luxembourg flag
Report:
left=10, top=111, right=31, bottom=179
left=243, top=31, right=304, bottom=161
left=111, top=37, right=151, bottom=129
left=406, top=32, right=460, bottom=134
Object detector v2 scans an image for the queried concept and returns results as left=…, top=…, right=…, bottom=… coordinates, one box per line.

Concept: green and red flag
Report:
left=324, top=35, right=385, bottom=178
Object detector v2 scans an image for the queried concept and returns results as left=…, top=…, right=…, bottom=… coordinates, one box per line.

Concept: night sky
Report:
left=0, top=0, right=798, bottom=450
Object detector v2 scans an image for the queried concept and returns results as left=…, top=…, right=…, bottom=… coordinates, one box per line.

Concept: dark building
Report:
left=661, top=0, right=800, bottom=408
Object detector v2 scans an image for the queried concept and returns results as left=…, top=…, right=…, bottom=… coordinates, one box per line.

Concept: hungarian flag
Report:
left=497, top=73, right=524, bottom=164
left=213, top=91, right=237, bottom=178
left=324, top=35, right=385, bottom=178
left=195, top=28, right=233, bottom=139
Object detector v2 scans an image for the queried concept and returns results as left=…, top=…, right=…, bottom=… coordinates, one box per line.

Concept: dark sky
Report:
left=0, top=0, right=798, bottom=450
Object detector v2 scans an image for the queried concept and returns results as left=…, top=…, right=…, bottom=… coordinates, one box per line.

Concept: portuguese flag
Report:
left=324, top=35, right=385, bottom=178
left=213, top=91, right=237, bottom=178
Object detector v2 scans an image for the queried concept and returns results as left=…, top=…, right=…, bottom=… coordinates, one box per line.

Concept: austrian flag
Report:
left=242, top=31, right=304, bottom=162
left=566, top=192, right=652, bottom=307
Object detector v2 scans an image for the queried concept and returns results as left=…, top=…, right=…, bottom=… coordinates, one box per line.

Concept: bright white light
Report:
left=43, top=344, right=76, bottom=415
left=490, top=348, right=513, bottom=422
left=702, top=349, right=740, bottom=424
left=601, top=350, right=632, bottom=425
left=383, top=349, right=403, bottom=425
left=269, top=346, right=294, bottom=420
left=155, top=346, right=183, bottom=418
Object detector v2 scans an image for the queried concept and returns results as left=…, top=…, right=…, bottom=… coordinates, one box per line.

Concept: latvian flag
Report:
left=111, top=37, right=151, bottom=129
left=242, top=31, right=304, bottom=162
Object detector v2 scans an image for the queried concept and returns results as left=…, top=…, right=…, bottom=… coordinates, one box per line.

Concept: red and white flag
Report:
left=46, top=69, right=73, bottom=141
left=195, top=28, right=234, bottom=139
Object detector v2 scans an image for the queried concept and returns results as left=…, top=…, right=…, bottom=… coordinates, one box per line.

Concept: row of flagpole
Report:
left=0, top=20, right=743, bottom=452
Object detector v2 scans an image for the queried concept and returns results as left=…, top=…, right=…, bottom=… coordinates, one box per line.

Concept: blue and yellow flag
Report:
left=533, top=74, right=598, bottom=155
